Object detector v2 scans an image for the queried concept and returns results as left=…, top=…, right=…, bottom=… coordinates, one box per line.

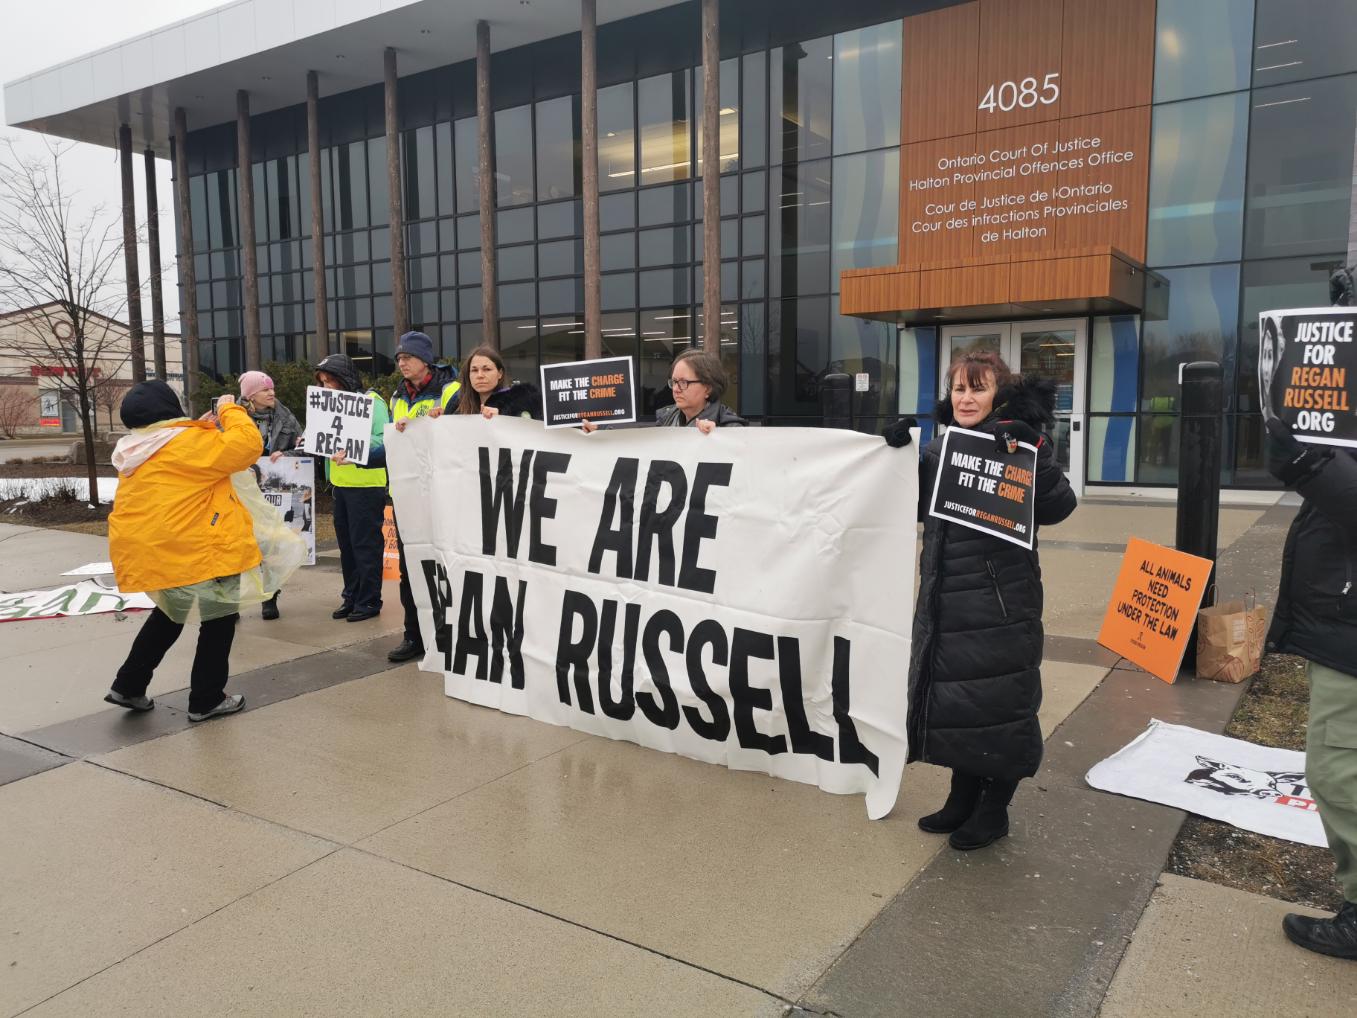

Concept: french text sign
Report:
left=387, top=417, right=917, bottom=818
left=540, top=355, right=637, bottom=429
left=1259, top=307, right=1357, bottom=448
left=1097, top=537, right=1213, bottom=683
left=927, top=426, right=1038, bottom=550
left=304, top=386, right=374, bottom=464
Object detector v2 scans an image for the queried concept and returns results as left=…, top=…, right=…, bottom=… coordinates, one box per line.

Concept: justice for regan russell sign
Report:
left=387, top=417, right=918, bottom=818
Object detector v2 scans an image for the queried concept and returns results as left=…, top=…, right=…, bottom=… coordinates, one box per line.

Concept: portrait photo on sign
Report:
left=1258, top=307, right=1357, bottom=449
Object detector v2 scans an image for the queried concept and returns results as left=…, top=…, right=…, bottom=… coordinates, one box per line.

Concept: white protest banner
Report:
left=255, top=456, right=317, bottom=565
left=1087, top=719, right=1326, bottom=847
left=60, top=562, right=114, bottom=577
left=0, top=581, right=153, bottom=622
left=927, top=426, right=1038, bottom=549
left=304, top=385, right=374, bottom=464
left=388, top=417, right=917, bottom=819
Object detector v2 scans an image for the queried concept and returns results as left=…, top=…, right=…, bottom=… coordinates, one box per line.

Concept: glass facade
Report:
left=181, top=0, right=1357, bottom=485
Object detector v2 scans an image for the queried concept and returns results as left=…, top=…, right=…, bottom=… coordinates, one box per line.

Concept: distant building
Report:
left=0, top=304, right=183, bottom=435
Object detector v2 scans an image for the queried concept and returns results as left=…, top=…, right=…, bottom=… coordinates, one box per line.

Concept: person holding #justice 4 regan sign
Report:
left=884, top=350, right=1076, bottom=850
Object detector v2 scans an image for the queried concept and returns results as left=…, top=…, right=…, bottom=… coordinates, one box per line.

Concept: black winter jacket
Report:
left=481, top=382, right=543, bottom=420
left=654, top=401, right=747, bottom=428
left=907, top=376, right=1078, bottom=780
left=1266, top=448, right=1357, bottom=676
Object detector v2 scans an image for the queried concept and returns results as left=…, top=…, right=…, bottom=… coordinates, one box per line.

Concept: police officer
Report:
left=384, top=331, right=459, bottom=663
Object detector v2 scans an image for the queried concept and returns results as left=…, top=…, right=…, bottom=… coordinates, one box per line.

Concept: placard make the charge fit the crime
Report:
left=927, top=425, right=1038, bottom=550
left=304, top=385, right=374, bottom=464
left=540, top=355, right=637, bottom=429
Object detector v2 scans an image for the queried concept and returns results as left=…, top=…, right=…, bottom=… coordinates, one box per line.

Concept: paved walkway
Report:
left=2, top=499, right=1355, bottom=1016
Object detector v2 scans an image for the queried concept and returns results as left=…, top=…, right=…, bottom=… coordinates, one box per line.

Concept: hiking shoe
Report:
left=1284, top=901, right=1357, bottom=960
left=104, top=690, right=154, bottom=712
left=188, top=694, right=246, bottom=723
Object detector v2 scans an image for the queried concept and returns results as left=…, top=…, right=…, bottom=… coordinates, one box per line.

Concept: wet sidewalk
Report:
left=3, top=499, right=1355, bottom=1016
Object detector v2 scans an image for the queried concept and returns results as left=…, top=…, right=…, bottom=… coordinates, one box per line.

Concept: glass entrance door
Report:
left=939, top=319, right=1087, bottom=494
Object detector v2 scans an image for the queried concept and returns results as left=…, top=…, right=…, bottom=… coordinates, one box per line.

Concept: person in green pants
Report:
left=1265, top=417, right=1357, bottom=960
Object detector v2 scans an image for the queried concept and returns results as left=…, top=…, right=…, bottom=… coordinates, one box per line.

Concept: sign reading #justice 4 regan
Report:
left=927, top=426, right=1038, bottom=550
left=540, top=356, right=637, bottom=429
left=303, top=386, right=375, bottom=464
left=1259, top=307, right=1357, bottom=449
left=387, top=418, right=917, bottom=819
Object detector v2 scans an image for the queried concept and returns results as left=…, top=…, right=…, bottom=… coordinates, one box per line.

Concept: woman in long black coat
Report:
left=888, top=349, right=1076, bottom=850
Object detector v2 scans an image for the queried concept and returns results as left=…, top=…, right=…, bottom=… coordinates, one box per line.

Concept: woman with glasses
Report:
left=586, top=350, right=745, bottom=432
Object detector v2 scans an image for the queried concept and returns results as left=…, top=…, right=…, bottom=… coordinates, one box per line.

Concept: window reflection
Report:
left=772, top=36, right=833, bottom=164
left=1254, top=0, right=1357, bottom=85
left=598, top=83, right=636, bottom=191
left=638, top=70, right=692, bottom=183
left=832, top=22, right=901, bottom=155
left=495, top=105, right=535, bottom=207
left=1141, top=264, right=1239, bottom=412
left=831, top=149, right=899, bottom=283
left=771, top=160, right=833, bottom=298
left=536, top=95, right=582, bottom=201
left=1148, top=92, right=1248, bottom=265
left=1154, top=0, right=1253, bottom=103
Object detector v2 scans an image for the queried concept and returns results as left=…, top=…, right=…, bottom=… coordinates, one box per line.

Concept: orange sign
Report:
left=1097, top=537, right=1213, bottom=683
left=382, top=506, right=401, bottom=582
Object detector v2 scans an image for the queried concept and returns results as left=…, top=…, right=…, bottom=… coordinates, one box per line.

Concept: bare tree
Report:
left=0, top=140, right=132, bottom=508
left=0, top=385, right=33, bottom=439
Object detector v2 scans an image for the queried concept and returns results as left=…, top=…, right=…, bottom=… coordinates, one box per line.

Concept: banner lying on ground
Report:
left=388, top=417, right=918, bottom=818
left=256, top=456, right=316, bottom=565
left=0, top=581, right=153, bottom=622
left=1259, top=306, right=1357, bottom=449
left=1087, top=719, right=1325, bottom=847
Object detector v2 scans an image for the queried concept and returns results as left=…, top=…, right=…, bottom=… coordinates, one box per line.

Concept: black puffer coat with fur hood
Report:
left=907, top=376, right=1077, bottom=781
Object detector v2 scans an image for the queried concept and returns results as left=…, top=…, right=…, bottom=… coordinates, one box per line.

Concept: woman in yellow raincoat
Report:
left=104, top=380, right=302, bottom=722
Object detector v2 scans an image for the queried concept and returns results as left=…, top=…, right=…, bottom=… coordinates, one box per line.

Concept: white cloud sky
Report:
left=1, top=0, right=226, bottom=330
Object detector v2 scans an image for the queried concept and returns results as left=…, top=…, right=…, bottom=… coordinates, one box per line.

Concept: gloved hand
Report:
left=1267, top=417, right=1327, bottom=485
left=883, top=417, right=918, bottom=448
left=995, top=419, right=1042, bottom=454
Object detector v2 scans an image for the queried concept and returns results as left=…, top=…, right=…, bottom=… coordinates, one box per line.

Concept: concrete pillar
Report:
left=580, top=0, right=602, bottom=358
left=477, top=19, right=499, bottom=346
left=117, top=124, right=146, bottom=382
left=582, top=0, right=601, bottom=360
left=143, top=148, right=167, bottom=381
left=237, top=90, right=261, bottom=371
left=172, top=109, right=200, bottom=403
left=307, top=71, right=332, bottom=356
left=701, top=0, right=721, bottom=353
left=385, top=47, right=408, bottom=339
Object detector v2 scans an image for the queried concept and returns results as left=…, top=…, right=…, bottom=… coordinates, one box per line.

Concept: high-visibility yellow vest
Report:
left=391, top=376, right=460, bottom=423
left=328, top=390, right=390, bottom=488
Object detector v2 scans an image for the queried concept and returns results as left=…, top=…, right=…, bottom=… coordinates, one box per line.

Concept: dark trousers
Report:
left=333, top=486, right=386, bottom=612
left=113, top=608, right=237, bottom=714
left=396, top=531, right=421, bottom=647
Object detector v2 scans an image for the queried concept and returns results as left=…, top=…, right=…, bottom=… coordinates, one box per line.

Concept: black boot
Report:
left=918, top=771, right=984, bottom=833
left=949, top=778, right=1019, bottom=851
left=1284, top=901, right=1357, bottom=960
left=261, top=592, right=280, bottom=621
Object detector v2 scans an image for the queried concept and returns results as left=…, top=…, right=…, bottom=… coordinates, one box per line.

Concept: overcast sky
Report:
left=1, top=0, right=225, bottom=330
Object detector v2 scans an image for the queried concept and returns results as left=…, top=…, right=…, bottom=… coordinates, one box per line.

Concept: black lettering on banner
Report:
left=588, top=457, right=639, bottom=579
left=489, top=577, right=527, bottom=689
left=479, top=447, right=534, bottom=558
left=729, top=629, right=787, bottom=755
left=635, top=461, right=687, bottom=586
left=683, top=619, right=732, bottom=741
left=777, top=636, right=834, bottom=761
left=453, top=571, right=488, bottom=680
left=330, top=415, right=343, bottom=432
left=637, top=609, right=682, bottom=730
left=595, top=600, right=639, bottom=721
left=420, top=560, right=454, bottom=668
left=555, top=590, right=597, bottom=713
left=831, top=636, right=878, bottom=776
left=679, top=463, right=733, bottom=594
left=529, top=451, right=571, bottom=567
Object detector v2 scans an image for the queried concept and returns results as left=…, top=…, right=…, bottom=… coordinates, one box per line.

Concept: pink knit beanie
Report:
left=239, top=370, right=274, bottom=401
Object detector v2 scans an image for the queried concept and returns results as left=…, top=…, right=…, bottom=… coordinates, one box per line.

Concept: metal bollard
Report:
left=821, top=373, right=852, bottom=429
left=1175, top=361, right=1223, bottom=672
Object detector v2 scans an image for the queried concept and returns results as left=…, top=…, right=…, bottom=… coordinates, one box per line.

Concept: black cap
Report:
left=120, top=380, right=184, bottom=429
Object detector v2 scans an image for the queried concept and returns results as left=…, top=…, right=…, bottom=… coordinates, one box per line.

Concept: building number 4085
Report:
left=978, top=73, right=1060, bottom=113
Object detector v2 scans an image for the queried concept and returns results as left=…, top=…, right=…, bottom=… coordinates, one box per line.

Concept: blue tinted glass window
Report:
left=1154, top=0, right=1253, bottom=103
left=1147, top=92, right=1248, bottom=265
left=1254, top=0, right=1357, bottom=86
left=833, top=22, right=901, bottom=155
left=831, top=149, right=900, bottom=286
